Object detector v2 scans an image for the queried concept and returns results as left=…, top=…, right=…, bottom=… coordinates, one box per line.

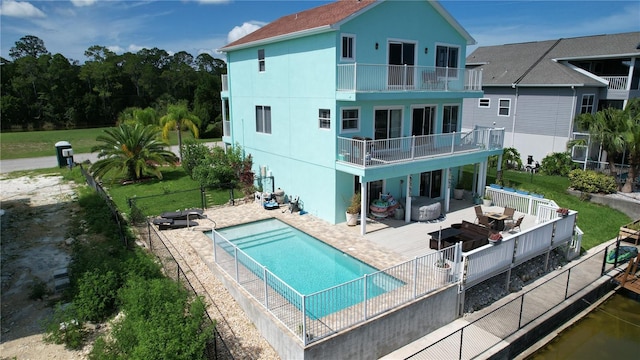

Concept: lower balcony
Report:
left=337, top=128, right=504, bottom=168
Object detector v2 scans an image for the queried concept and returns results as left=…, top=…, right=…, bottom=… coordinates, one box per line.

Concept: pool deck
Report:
left=180, top=196, right=538, bottom=273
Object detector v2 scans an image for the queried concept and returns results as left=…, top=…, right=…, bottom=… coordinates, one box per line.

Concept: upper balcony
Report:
left=337, top=128, right=504, bottom=169
left=336, top=64, right=482, bottom=96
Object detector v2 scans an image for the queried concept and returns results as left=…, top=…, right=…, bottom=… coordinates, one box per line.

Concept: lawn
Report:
left=463, top=167, right=632, bottom=250
left=0, top=128, right=218, bottom=160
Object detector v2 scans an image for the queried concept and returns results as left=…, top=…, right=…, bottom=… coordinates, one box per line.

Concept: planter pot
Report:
left=488, top=238, right=501, bottom=245
left=346, top=212, right=359, bottom=226
left=433, top=263, right=451, bottom=285
left=482, top=199, right=492, bottom=207
left=453, top=189, right=464, bottom=200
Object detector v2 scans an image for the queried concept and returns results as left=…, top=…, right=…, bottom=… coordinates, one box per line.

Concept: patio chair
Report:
left=477, top=215, right=495, bottom=229
left=474, top=205, right=484, bottom=222
left=504, top=216, right=524, bottom=233
left=502, top=207, right=515, bottom=221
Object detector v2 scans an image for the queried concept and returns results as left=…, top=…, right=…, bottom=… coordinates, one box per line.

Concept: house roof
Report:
left=466, top=31, right=640, bottom=87
left=219, top=0, right=475, bottom=52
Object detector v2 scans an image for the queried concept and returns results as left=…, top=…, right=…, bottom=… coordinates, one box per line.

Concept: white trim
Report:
left=498, top=98, right=511, bottom=117
left=318, top=108, right=331, bottom=130
left=478, top=98, right=490, bottom=108
left=579, top=94, right=596, bottom=115
left=340, top=33, right=356, bottom=62
left=340, top=106, right=361, bottom=133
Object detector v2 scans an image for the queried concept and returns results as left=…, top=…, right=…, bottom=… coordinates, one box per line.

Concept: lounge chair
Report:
left=160, top=208, right=205, bottom=220
left=474, top=205, right=484, bottom=222
left=477, top=215, right=495, bottom=229
left=153, top=217, right=199, bottom=230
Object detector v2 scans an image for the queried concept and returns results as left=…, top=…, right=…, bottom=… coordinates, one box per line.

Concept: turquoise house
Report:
left=219, top=0, right=504, bottom=234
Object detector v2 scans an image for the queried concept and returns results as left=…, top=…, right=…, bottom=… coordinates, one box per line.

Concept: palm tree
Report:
left=90, top=123, right=178, bottom=181
left=160, top=102, right=201, bottom=162
left=574, top=107, right=626, bottom=177
left=621, top=98, right=640, bottom=193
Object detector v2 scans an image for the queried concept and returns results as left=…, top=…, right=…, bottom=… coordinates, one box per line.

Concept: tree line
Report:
left=0, top=35, right=227, bottom=135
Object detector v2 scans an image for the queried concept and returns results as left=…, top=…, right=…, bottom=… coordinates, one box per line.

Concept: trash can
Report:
left=274, top=188, right=285, bottom=204
left=55, top=141, right=73, bottom=168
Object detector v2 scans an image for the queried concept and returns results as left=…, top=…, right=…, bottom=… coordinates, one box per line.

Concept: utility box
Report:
left=55, top=141, right=73, bottom=168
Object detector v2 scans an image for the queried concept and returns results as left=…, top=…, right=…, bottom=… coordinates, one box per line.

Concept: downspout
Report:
left=511, top=84, right=518, bottom=146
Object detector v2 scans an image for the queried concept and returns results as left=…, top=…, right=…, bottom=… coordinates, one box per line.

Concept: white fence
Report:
left=211, top=231, right=461, bottom=345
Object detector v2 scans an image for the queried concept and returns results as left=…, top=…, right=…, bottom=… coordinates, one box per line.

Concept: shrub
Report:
left=180, top=139, right=210, bottom=179
left=44, top=303, right=85, bottom=350
left=568, top=169, right=618, bottom=194
left=540, top=152, right=577, bottom=176
left=74, top=270, right=120, bottom=322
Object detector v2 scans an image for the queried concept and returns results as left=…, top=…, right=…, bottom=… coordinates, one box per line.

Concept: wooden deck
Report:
left=614, top=254, right=640, bottom=294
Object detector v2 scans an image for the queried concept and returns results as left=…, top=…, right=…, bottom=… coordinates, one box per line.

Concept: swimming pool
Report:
left=208, top=218, right=403, bottom=317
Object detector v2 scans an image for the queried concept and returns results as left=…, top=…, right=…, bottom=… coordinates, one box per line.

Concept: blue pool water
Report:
left=208, top=218, right=402, bottom=317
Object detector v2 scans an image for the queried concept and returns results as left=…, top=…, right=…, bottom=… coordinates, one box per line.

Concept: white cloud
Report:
left=70, top=0, right=96, bottom=7
left=0, top=0, right=45, bottom=18
left=227, top=21, right=264, bottom=43
left=107, top=45, right=124, bottom=54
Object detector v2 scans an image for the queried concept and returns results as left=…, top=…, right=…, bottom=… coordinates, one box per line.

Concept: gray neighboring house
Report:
left=462, top=31, right=640, bottom=169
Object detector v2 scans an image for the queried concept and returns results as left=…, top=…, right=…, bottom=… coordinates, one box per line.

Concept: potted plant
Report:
left=345, top=192, right=361, bottom=226
left=453, top=182, right=464, bottom=200
left=488, top=232, right=502, bottom=244
left=556, top=208, right=569, bottom=218
left=482, top=193, right=492, bottom=207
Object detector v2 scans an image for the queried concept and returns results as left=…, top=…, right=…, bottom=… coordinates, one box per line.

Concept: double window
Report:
left=341, top=108, right=359, bottom=132
left=436, top=44, right=459, bottom=77
left=580, top=94, right=595, bottom=114
left=319, top=109, right=331, bottom=129
left=255, top=105, right=271, bottom=134
left=341, top=34, right=355, bottom=61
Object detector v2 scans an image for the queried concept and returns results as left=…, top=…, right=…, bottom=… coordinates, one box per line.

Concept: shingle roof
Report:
left=220, top=0, right=475, bottom=51
left=220, top=0, right=376, bottom=51
left=467, top=31, right=640, bottom=87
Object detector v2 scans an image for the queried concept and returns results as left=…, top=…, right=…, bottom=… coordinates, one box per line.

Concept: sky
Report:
left=1, top=0, right=639, bottom=63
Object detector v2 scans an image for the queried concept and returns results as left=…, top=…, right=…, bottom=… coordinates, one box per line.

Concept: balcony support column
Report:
left=444, top=168, right=451, bottom=213
left=404, top=175, right=412, bottom=223
left=360, top=178, right=367, bottom=235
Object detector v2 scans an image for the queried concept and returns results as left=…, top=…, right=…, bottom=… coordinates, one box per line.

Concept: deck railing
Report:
left=336, top=63, right=482, bottom=92
left=338, top=128, right=504, bottom=168
left=211, top=230, right=461, bottom=345
left=601, top=75, right=628, bottom=90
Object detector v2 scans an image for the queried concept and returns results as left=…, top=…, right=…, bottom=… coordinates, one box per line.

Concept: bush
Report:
left=44, top=303, right=85, bottom=350
left=568, top=169, right=618, bottom=194
left=540, top=152, right=577, bottom=176
left=180, top=139, right=211, bottom=179
left=74, top=270, right=120, bottom=322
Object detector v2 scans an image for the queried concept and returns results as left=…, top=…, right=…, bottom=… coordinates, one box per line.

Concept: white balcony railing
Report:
left=601, top=76, right=628, bottom=90
left=337, top=63, right=482, bottom=92
left=337, top=128, right=504, bottom=168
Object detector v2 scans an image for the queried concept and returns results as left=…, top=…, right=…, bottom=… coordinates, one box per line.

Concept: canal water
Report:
left=527, top=293, right=640, bottom=359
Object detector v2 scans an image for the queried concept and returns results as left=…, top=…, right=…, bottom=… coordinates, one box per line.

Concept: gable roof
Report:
left=466, top=31, right=640, bottom=87
left=220, top=0, right=475, bottom=52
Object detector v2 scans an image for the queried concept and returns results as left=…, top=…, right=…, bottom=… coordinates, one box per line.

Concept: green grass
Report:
left=0, top=128, right=219, bottom=160
left=463, top=167, right=632, bottom=250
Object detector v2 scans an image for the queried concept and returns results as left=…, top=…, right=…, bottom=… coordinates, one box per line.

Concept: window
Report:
left=442, top=105, right=459, bottom=133
left=479, top=98, right=490, bottom=108
left=341, top=108, right=359, bottom=132
left=341, top=34, right=355, bottom=60
left=319, top=109, right=330, bottom=129
left=255, top=105, right=271, bottom=134
left=258, top=49, right=265, bottom=72
left=580, top=94, right=595, bottom=114
left=436, top=45, right=459, bottom=77
left=498, top=99, right=511, bottom=116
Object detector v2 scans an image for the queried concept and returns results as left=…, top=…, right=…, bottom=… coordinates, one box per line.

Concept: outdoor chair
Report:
left=504, top=215, right=524, bottom=233
left=474, top=205, right=484, bottom=222
left=477, top=215, right=495, bottom=229
left=502, top=207, right=515, bottom=221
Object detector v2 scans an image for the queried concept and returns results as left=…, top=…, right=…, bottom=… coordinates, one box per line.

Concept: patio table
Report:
left=487, top=212, right=509, bottom=231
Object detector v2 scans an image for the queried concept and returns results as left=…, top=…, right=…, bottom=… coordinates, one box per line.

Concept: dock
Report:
left=614, top=254, right=640, bottom=294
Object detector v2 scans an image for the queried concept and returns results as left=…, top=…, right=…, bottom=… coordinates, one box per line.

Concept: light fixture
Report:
left=425, top=47, right=428, bottom=54
left=375, top=42, right=379, bottom=50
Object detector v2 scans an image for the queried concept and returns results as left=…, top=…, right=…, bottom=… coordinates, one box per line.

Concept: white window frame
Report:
left=498, top=98, right=511, bottom=117
left=340, top=107, right=360, bottom=133
left=258, top=49, right=265, bottom=72
left=341, top=34, right=355, bottom=61
left=319, top=109, right=331, bottom=130
left=255, top=105, right=271, bottom=134
left=580, top=94, right=595, bottom=114
left=442, top=104, right=460, bottom=134
left=478, top=98, right=490, bottom=108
